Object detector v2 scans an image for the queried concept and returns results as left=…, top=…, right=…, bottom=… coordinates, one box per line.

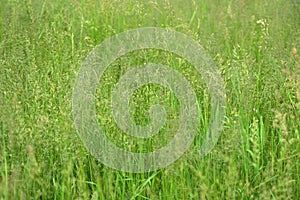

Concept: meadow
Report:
left=0, top=0, right=299, bottom=199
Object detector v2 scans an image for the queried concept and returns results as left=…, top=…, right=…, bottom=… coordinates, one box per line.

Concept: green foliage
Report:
left=0, top=0, right=299, bottom=199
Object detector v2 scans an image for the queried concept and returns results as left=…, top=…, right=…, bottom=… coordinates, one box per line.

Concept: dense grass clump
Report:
left=0, top=0, right=299, bottom=199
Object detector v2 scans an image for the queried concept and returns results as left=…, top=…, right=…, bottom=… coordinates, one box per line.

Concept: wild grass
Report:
left=0, top=0, right=299, bottom=199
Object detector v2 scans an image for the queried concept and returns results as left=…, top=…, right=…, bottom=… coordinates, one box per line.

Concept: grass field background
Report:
left=0, top=0, right=299, bottom=199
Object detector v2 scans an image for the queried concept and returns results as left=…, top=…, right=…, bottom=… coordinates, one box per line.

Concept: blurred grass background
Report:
left=0, top=0, right=299, bottom=199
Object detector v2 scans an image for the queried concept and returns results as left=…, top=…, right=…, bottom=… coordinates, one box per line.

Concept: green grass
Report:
left=0, top=0, right=299, bottom=199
